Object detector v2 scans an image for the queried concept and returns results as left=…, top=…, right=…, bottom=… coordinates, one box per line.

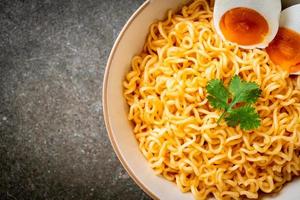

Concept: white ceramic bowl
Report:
left=103, top=0, right=300, bottom=199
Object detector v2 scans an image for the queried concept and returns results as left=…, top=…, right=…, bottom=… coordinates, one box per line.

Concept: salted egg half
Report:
left=213, top=0, right=281, bottom=49
left=266, top=4, right=300, bottom=75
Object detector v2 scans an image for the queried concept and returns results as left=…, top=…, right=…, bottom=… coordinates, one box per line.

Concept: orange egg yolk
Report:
left=220, top=7, right=269, bottom=46
left=266, top=27, right=300, bottom=73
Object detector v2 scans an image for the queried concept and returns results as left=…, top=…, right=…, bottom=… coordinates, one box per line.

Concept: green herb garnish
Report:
left=206, top=75, right=261, bottom=130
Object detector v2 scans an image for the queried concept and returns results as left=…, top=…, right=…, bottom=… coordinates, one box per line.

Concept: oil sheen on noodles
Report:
left=123, top=0, right=300, bottom=199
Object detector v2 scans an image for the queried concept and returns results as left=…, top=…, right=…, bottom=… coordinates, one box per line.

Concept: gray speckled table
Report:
left=0, top=0, right=151, bottom=199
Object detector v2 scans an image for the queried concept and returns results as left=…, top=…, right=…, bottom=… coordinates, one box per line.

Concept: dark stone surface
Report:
left=0, top=0, right=150, bottom=199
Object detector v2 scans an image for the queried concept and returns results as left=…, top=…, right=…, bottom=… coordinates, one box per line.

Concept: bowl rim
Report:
left=102, top=0, right=158, bottom=199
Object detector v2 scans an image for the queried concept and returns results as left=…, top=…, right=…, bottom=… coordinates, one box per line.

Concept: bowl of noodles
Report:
left=103, top=0, right=300, bottom=199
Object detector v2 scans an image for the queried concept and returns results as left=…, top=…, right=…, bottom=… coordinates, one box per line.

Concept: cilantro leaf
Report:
left=229, top=75, right=261, bottom=104
left=206, top=75, right=261, bottom=130
left=225, top=106, right=260, bottom=130
left=206, top=79, right=229, bottom=110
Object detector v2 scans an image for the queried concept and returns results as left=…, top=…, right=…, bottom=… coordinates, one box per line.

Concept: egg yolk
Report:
left=266, top=27, right=300, bottom=73
left=220, top=7, right=269, bottom=45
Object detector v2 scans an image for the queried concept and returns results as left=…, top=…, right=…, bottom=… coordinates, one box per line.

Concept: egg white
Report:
left=280, top=4, right=300, bottom=33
